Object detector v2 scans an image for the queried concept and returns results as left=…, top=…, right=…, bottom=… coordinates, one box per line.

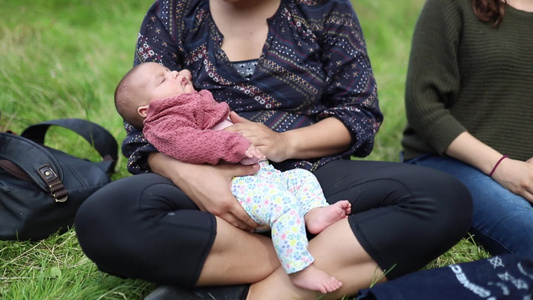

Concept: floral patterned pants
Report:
left=231, top=161, right=328, bottom=274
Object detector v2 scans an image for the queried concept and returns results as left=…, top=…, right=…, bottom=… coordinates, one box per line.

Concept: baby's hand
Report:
left=245, top=144, right=266, bottom=161
left=240, top=144, right=266, bottom=165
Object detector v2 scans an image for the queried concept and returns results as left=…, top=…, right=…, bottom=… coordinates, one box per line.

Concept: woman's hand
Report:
left=227, top=111, right=351, bottom=162
left=446, top=132, right=533, bottom=203
left=148, top=152, right=261, bottom=231
left=492, top=157, right=533, bottom=203
left=227, top=112, right=291, bottom=162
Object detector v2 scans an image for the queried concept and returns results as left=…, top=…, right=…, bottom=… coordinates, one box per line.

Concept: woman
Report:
left=75, top=0, right=472, bottom=299
left=402, top=0, right=533, bottom=259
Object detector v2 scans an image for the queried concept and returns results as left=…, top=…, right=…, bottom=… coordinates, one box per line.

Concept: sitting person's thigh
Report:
left=75, top=172, right=216, bottom=287
left=313, top=159, right=472, bottom=279
left=406, top=154, right=533, bottom=257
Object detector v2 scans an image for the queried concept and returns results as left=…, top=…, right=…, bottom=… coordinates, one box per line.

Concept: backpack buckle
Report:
left=38, top=165, right=68, bottom=203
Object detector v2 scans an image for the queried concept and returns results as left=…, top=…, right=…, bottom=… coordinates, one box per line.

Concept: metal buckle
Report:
left=38, top=165, right=68, bottom=203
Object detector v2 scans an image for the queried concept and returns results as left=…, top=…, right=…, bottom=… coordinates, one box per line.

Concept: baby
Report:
left=114, top=62, right=352, bottom=294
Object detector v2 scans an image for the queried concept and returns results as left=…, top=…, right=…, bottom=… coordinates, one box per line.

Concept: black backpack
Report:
left=0, top=118, right=118, bottom=241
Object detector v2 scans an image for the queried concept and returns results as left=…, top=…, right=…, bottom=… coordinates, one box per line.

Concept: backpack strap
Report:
left=20, top=118, right=118, bottom=174
left=0, top=133, right=68, bottom=202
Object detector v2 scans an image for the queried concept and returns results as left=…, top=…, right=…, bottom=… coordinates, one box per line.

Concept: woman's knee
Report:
left=75, top=173, right=175, bottom=237
left=74, top=173, right=211, bottom=284
left=417, top=168, right=473, bottom=236
left=376, top=164, right=473, bottom=242
left=75, top=175, right=163, bottom=258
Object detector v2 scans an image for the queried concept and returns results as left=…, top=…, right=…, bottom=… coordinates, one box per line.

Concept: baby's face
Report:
left=137, top=62, right=195, bottom=100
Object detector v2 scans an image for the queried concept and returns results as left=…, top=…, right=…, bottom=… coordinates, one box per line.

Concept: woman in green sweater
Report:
left=402, top=0, right=533, bottom=258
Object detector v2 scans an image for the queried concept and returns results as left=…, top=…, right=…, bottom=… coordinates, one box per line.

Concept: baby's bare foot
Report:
left=290, top=264, right=342, bottom=294
left=306, top=200, right=351, bottom=234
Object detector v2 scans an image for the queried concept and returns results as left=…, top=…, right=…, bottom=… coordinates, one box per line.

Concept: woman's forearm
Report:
left=147, top=152, right=260, bottom=230
left=445, top=131, right=504, bottom=175
left=226, top=113, right=353, bottom=162
left=282, top=117, right=351, bottom=160
left=148, top=152, right=185, bottom=181
left=447, top=132, right=533, bottom=203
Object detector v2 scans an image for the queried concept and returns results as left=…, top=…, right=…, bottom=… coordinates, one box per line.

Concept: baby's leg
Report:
left=283, top=168, right=329, bottom=214
left=267, top=192, right=342, bottom=293
left=283, top=168, right=351, bottom=234
left=289, top=264, right=342, bottom=294
left=305, top=200, right=351, bottom=235
left=233, top=169, right=343, bottom=293
left=271, top=208, right=343, bottom=294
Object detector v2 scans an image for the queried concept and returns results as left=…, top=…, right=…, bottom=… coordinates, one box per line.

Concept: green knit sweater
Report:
left=401, top=0, right=533, bottom=161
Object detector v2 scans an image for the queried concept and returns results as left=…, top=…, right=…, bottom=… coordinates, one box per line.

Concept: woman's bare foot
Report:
left=305, top=200, right=351, bottom=234
left=289, top=264, right=342, bottom=294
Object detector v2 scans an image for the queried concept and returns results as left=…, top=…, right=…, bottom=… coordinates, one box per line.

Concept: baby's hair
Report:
left=114, top=64, right=148, bottom=130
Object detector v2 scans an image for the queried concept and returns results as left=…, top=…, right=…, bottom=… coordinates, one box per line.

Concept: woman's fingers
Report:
left=226, top=205, right=258, bottom=232
left=228, top=111, right=251, bottom=124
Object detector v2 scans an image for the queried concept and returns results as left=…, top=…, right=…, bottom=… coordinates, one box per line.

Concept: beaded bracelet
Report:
left=489, top=155, right=509, bottom=177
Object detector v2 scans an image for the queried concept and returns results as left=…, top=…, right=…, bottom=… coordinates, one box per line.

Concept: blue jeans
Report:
left=405, top=154, right=533, bottom=258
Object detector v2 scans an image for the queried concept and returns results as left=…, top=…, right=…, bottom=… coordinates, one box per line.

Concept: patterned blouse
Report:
left=123, top=0, right=382, bottom=173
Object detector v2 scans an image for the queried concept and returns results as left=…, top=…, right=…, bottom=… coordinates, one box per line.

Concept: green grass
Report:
left=0, top=0, right=489, bottom=299
left=354, top=0, right=426, bottom=162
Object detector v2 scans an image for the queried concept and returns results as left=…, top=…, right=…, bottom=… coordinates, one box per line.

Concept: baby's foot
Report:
left=290, top=264, right=342, bottom=294
left=305, top=200, right=351, bottom=234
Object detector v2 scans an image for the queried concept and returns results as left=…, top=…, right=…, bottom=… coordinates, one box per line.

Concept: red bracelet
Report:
left=489, top=155, right=509, bottom=177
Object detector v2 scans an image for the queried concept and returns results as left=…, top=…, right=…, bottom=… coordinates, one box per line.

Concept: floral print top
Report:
left=123, top=0, right=382, bottom=173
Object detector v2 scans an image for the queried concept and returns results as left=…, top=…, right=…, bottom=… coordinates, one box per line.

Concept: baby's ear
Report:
left=138, top=105, right=149, bottom=118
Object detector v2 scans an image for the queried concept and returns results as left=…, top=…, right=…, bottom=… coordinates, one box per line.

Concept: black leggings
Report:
left=75, top=160, right=472, bottom=286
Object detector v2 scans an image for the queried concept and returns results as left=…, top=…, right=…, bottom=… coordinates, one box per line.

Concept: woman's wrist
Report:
left=148, top=152, right=185, bottom=183
left=489, top=155, right=509, bottom=177
left=280, top=131, right=297, bottom=161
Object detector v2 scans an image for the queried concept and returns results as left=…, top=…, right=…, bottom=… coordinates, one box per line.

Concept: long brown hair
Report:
left=472, top=0, right=508, bottom=27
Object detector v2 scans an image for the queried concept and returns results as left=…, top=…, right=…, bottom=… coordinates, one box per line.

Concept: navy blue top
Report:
left=123, top=0, right=382, bottom=173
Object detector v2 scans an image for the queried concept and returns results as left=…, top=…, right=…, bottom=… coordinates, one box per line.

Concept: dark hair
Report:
left=472, top=0, right=508, bottom=27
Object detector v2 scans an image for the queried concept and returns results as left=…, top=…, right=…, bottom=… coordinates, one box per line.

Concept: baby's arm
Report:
left=143, top=98, right=256, bottom=165
left=146, top=126, right=252, bottom=165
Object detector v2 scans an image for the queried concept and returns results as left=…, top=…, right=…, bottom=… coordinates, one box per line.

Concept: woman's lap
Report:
left=314, top=160, right=472, bottom=279
left=75, top=159, right=472, bottom=286
left=406, top=154, right=533, bottom=258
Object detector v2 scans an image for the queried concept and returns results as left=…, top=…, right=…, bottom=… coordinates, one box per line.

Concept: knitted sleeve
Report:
left=146, top=125, right=251, bottom=165
left=404, top=0, right=467, bottom=155
left=143, top=97, right=251, bottom=165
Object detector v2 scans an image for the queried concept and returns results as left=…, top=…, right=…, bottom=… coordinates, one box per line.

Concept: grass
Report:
left=0, top=0, right=489, bottom=299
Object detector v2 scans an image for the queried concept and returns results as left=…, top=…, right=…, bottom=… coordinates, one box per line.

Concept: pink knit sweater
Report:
left=143, top=90, right=251, bottom=165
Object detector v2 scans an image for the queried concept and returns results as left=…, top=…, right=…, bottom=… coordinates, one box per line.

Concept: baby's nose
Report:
left=179, top=70, right=192, bottom=80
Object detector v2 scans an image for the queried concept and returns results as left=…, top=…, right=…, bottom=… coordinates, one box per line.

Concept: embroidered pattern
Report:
left=124, top=0, right=382, bottom=174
